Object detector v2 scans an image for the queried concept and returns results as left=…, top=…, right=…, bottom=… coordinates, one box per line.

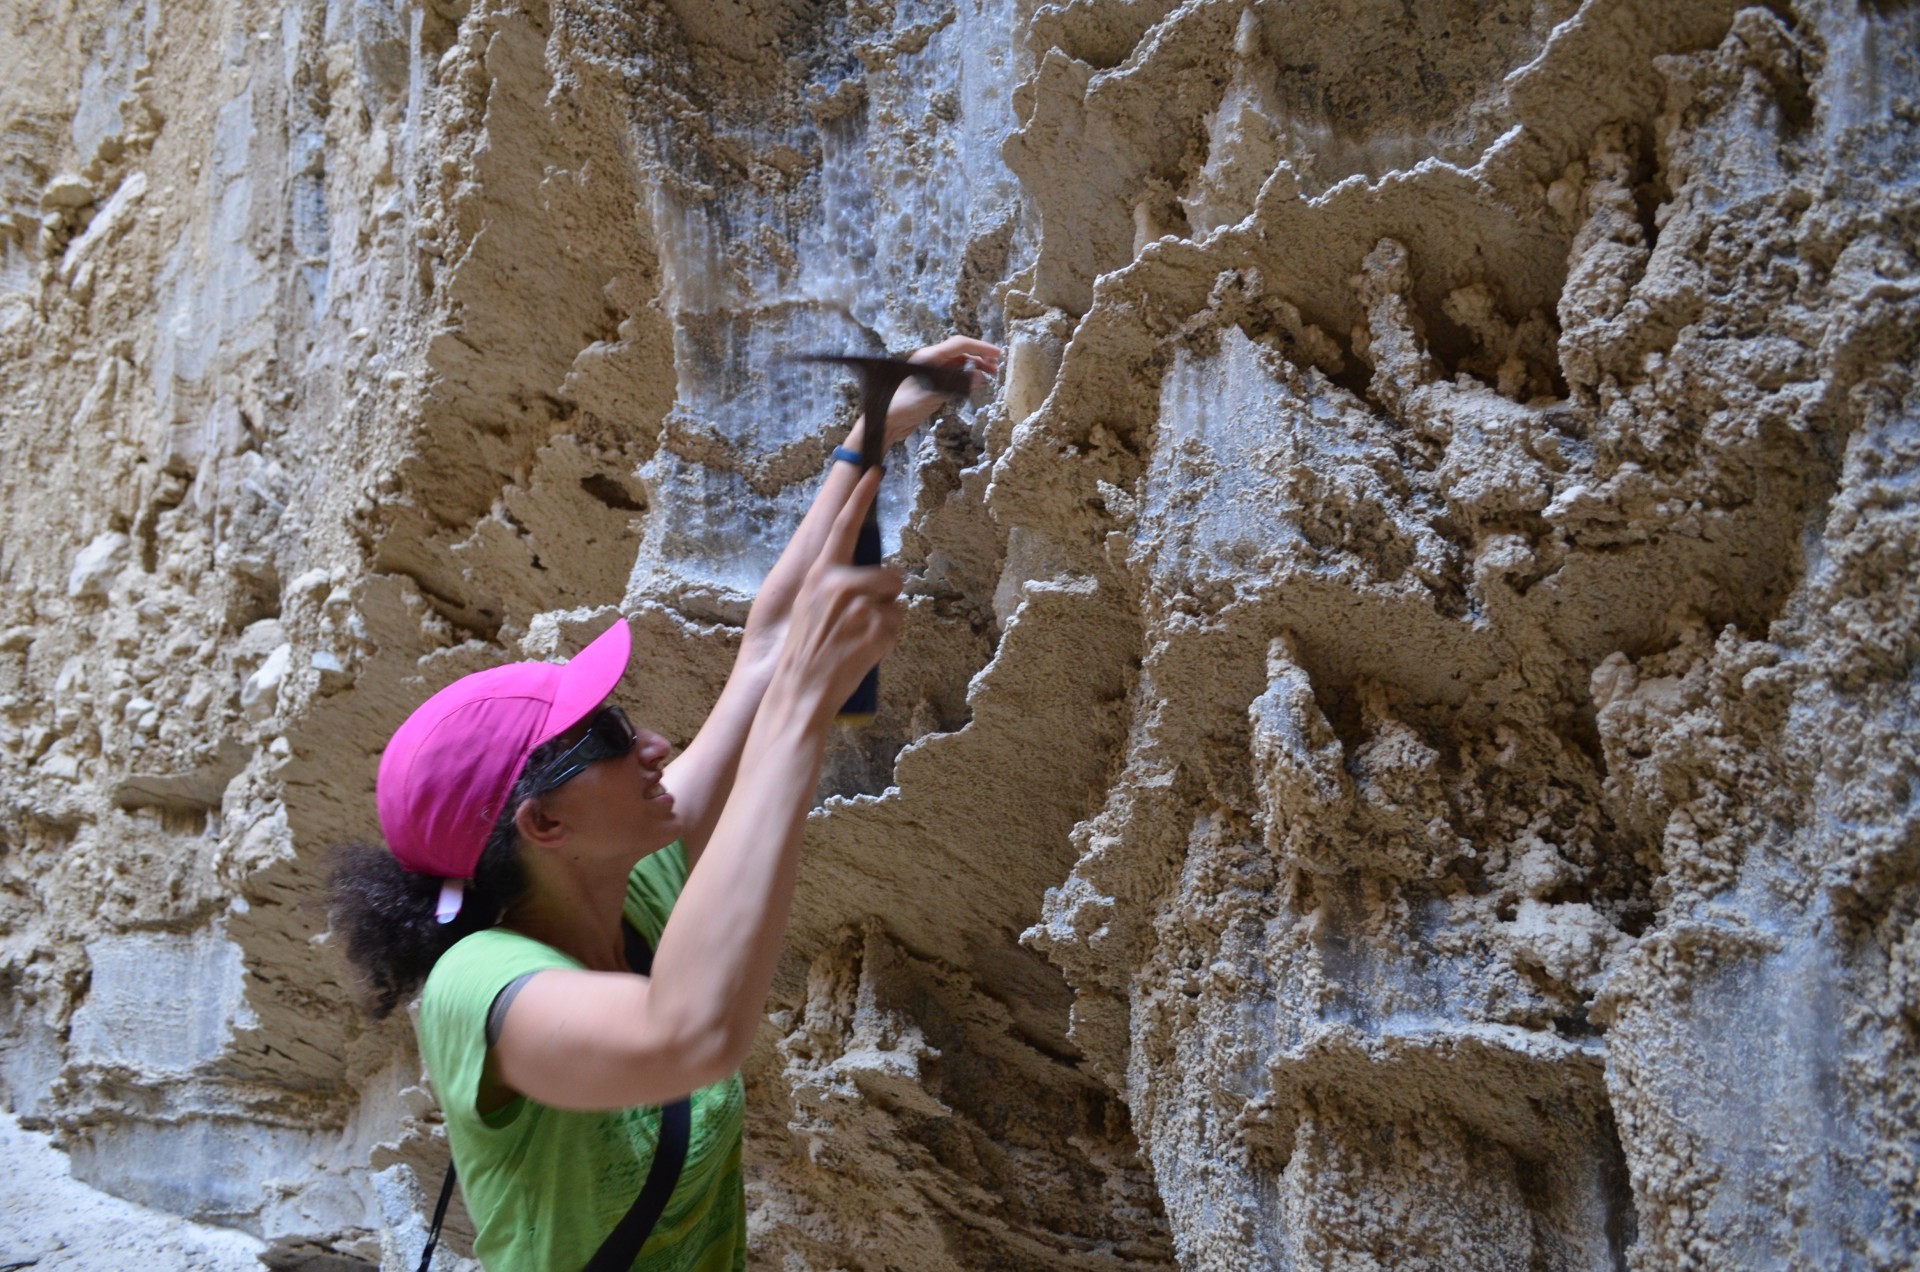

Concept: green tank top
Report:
left=417, top=843, right=747, bottom=1271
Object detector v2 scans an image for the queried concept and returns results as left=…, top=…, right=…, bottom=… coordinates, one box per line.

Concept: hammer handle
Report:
left=838, top=501, right=883, bottom=725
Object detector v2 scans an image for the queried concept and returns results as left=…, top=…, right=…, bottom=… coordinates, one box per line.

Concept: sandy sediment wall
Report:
left=1, top=0, right=1915, bottom=1267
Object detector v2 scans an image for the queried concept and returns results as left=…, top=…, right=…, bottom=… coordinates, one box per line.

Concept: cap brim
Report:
left=538, top=617, right=633, bottom=746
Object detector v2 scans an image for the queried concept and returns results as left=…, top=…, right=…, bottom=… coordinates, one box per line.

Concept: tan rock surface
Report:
left=1, top=0, right=1914, bottom=1268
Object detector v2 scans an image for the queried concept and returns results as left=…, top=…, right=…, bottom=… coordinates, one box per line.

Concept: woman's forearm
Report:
left=662, top=440, right=870, bottom=855
left=649, top=475, right=902, bottom=1070
left=742, top=429, right=872, bottom=646
left=666, top=338, right=993, bottom=851
left=492, top=679, right=837, bottom=1105
left=646, top=673, right=832, bottom=1063
left=491, top=473, right=900, bottom=1110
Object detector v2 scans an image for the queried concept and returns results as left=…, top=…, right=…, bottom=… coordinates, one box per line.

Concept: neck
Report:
left=502, top=849, right=635, bottom=972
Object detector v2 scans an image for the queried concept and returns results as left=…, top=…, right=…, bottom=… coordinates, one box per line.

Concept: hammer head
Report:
left=793, top=354, right=974, bottom=466
left=792, top=353, right=975, bottom=728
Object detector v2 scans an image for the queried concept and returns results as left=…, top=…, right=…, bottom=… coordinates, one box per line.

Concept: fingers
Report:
left=784, top=469, right=903, bottom=709
left=827, top=565, right=904, bottom=673
left=784, top=555, right=903, bottom=709
left=910, top=336, right=1001, bottom=380
left=962, top=355, right=996, bottom=392
left=875, top=337, right=1002, bottom=447
left=858, top=574, right=905, bottom=663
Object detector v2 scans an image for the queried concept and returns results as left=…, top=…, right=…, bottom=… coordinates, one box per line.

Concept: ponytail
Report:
left=330, top=734, right=569, bottom=1018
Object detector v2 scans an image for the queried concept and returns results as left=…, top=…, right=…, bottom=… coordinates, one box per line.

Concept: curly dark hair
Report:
left=329, top=734, right=570, bottom=1019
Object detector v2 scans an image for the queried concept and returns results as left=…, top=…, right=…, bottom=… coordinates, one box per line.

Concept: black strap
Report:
left=416, top=1161, right=458, bottom=1272
left=583, top=1095, right=690, bottom=1270
left=420, top=921, right=690, bottom=1272
left=586, top=921, right=688, bottom=1269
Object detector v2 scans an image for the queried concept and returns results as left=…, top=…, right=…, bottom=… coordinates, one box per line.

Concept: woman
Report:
left=329, top=336, right=1001, bottom=1271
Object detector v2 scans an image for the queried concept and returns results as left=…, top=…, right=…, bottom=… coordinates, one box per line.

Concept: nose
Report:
left=634, top=730, right=671, bottom=768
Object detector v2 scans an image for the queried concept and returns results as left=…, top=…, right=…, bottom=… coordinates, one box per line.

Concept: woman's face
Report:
left=534, top=704, right=682, bottom=856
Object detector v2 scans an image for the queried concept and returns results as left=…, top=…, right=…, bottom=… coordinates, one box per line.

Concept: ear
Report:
left=513, top=796, right=570, bottom=850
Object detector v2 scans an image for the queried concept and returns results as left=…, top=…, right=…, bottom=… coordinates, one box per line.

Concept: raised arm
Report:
left=492, top=472, right=903, bottom=1107
left=660, top=336, right=1000, bottom=861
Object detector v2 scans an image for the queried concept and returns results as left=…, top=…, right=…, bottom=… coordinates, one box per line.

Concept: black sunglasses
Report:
left=528, top=705, right=637, bottom=793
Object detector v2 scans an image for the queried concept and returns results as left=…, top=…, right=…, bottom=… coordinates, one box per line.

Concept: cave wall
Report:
left=1, top=0, right=1915, bottom=1267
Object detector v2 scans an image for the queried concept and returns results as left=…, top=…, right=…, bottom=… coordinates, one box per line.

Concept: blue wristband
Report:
left=831, top=445, right=867, bottom=467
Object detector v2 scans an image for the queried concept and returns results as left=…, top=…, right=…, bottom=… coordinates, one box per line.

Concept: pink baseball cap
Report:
left=376, top=618, right=632, bottom=922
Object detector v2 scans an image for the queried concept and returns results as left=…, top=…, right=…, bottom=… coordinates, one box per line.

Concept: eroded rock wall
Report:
left=1, top=0, right=1915, bottom=1267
